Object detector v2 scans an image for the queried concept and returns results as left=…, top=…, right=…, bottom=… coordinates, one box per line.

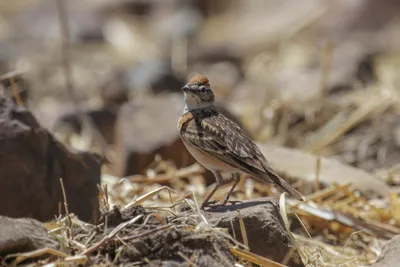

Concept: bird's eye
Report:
left=199, top=86, right=206, bottom=92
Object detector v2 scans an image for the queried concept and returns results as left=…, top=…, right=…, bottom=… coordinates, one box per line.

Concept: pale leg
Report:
left=200, top=171, right=226, bottom=209
left=221, top=173, right=240, bottom=205
left=201, top=171, right=237, bottom=209
left=200, top=183, right=220, bottom=210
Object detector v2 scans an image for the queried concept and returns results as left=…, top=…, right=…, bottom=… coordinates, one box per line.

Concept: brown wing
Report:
left=180, top=109, right=263, bottom=172
left=180, top=108, right=304, bottom=200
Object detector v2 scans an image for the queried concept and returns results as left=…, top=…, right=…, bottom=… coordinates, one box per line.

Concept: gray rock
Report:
left=204, top=198, right=303, bottom=266
left=0, top=216, right=58, bottom=257
left=371, top=235, right=400, bottom=267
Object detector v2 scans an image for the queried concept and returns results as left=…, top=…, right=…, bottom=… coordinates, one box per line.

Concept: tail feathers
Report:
left=262, top=168, right=305, bottom=201
left=243, top=156, right=305, bottom=200
left=256, top=159, right=305, bottom=201
left=274, top=175, right=305, bottom=201
left=253, top=171, right=305, bottom=200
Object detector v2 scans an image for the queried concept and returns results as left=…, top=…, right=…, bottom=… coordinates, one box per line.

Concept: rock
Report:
left=204, top=198, right=303, bottom=266
left=113, top=93, right=244, bottom=182
left=0, top=93, right=101, bottom=222
left=129, top=227, right=234, bottom=266
left=0, top=216, right=58, bottom=257
left=371, top=235, right=400, bottom=267
left=86, top=205, right=234, bottom=266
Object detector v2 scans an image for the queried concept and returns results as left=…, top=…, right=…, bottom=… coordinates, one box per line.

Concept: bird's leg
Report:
left=200, top=184, right=219, bottom=210
left=221, top=173, right=240, bottom=205
left=200, top=171, right=223, bottom=210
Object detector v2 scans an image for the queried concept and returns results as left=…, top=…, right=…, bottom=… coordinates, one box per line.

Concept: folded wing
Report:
left=181, top=110, right=304, bottom=200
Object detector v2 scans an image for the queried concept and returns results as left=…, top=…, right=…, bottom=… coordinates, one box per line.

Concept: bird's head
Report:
left=182, top=75, right=215, bottom=111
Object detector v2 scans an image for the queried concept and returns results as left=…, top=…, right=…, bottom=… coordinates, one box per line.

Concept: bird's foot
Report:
left=200, top=200, right=218, bottom=210
left=219, top=199, right=242, bottom=206
left=207, top=199, right=242, bottom=209
left=201, top=200, right=243, bottom=211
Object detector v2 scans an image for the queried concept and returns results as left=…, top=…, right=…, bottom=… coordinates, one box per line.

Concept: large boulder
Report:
left=0, top=93, right=101, bottom=221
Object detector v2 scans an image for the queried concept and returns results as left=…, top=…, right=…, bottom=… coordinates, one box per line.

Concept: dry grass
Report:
left=4, top=167, right=393, bottom=266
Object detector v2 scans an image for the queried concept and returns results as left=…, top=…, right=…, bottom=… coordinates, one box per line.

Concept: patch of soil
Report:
left=78, top=206, right=233, bottom=266
left=98, top=205, right=155, bottom=227
left=104, top=227, right=232, bottom=266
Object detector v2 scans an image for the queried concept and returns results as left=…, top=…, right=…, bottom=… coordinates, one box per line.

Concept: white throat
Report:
left=183, top=92, right=213, bottom=112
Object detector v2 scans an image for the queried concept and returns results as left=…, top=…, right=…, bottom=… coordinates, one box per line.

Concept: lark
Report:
left=178, top=75, right=304, bottom=209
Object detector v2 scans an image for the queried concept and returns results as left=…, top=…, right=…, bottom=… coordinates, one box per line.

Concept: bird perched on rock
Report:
left=178, top=75, right=305, bottom=209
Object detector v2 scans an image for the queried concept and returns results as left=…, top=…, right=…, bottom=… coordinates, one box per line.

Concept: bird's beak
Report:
left=181, top=85, right=190, bottom=92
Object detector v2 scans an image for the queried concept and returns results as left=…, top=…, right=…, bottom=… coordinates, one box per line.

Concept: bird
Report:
left=178, top=75, right=305, bottom=209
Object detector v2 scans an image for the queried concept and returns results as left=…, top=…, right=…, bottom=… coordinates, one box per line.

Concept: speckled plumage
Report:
left=179, top=76, right=304, bottom=208
left=179, top=106, right=298, bottom=188
left=180, top=107, right=262, bottom=170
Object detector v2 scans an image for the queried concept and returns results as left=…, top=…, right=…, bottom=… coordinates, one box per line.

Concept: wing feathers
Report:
left=180, top=108, right=304, bottom=200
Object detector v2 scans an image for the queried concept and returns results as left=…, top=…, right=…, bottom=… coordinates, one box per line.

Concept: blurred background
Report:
left=2, top=0, right=400, bottom=169
left=1, top=0, right=400, bottom=265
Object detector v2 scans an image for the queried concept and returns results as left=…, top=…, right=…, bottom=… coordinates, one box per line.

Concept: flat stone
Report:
left=0, top=216, right=58, bottom=257
left=204, top=197, right=303, bottom=266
